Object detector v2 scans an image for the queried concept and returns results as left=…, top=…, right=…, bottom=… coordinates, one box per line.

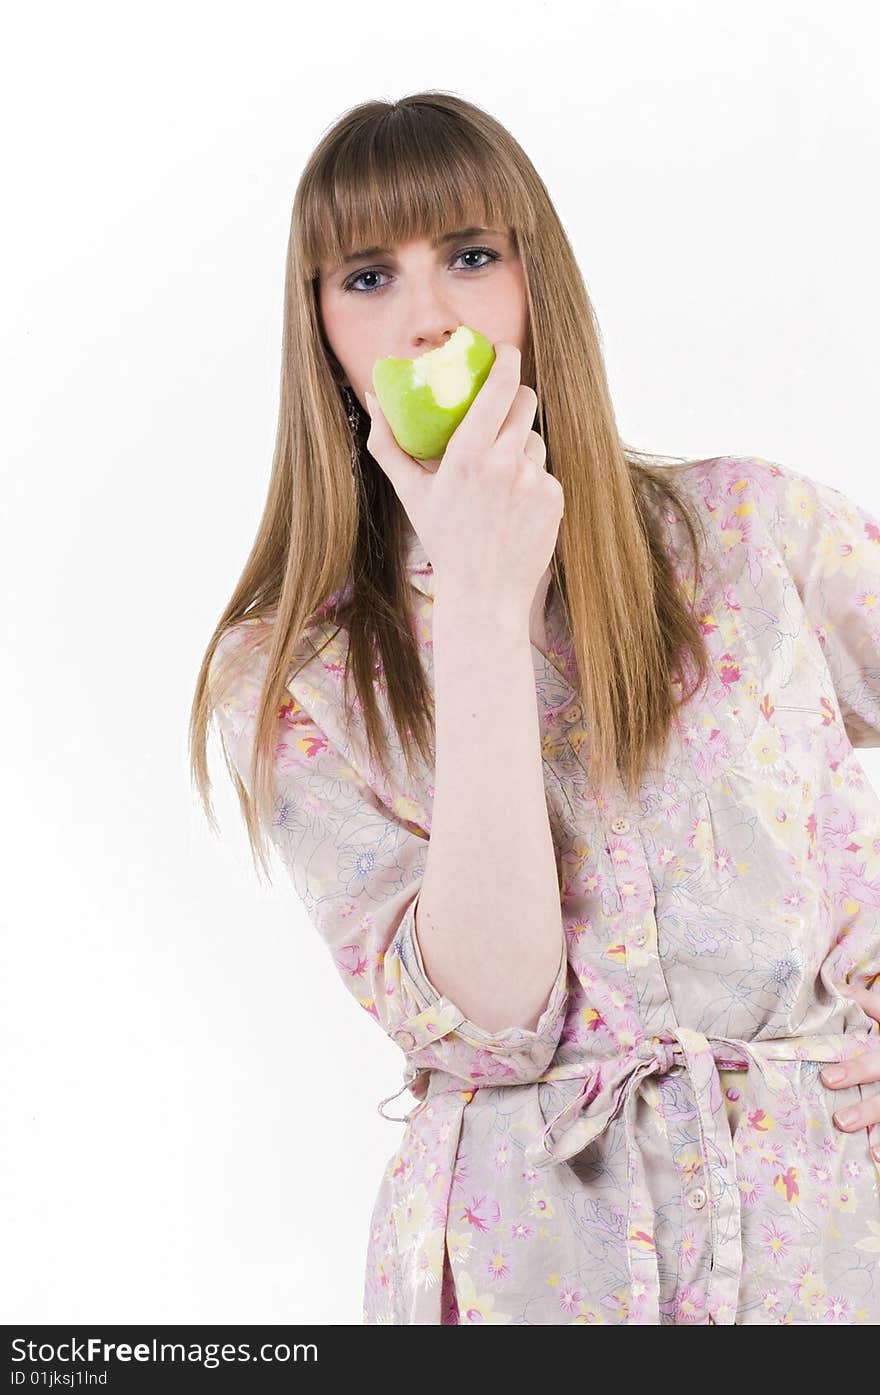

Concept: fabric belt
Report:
left=378, top=1024, right=880, bottom=1325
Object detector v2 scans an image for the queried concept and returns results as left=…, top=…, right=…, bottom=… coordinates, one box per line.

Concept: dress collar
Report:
left=403, top=522, right=576, bottom=698
left=404, top=525, right=435, bottom=598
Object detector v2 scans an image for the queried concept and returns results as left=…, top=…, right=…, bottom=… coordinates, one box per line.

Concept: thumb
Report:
left=364, top=391, right=427, bottom=501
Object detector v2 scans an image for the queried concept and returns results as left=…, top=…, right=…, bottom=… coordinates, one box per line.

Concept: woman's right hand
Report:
left=365, top=342, right=564, bottom=617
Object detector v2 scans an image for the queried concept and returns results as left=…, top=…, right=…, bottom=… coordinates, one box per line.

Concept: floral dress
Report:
left=210, top=456, right=880, bottom=1324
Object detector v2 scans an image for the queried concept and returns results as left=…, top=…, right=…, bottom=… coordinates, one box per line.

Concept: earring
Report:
left=343, top=386, right=360, bottom=474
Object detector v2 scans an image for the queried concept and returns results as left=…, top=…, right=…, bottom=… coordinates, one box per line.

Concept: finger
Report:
left=497, top=384, right=541, bottom=455
left=839, top=981, right=880, bottom=1021
left=821, top=1048, right=880, bottom=1090
left=364, top=392, right=427, bottom=501
left=831, top=1093, right=880, bottom=1132
left=523, top=430, right=547, bottom=470
left=445, top=342, right=522, bottom=455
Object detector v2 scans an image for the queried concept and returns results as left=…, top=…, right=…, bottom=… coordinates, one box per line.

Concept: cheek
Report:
left=319, top=305, right=375, bottom=384
left=317, top=287, right=364, bottom=348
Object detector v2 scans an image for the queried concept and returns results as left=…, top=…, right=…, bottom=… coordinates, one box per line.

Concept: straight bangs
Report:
left=295, top=102, right=538, bottom=282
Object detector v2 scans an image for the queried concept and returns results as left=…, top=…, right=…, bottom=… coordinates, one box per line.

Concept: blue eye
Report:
left=342, top=246, right=500, bottom=295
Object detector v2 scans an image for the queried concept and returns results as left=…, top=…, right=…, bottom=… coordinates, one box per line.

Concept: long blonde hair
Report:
left=189, top=89, right=712, bottom=881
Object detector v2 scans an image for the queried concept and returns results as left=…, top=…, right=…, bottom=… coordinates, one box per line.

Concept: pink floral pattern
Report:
left=211, top=456, right=880, bottom=1324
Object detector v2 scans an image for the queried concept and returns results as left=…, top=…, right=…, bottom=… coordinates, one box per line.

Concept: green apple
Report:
left=371, top=324, right=496, bottom=461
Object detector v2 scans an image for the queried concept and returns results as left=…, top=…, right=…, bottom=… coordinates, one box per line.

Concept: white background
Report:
left=2, top=0, right=878, bottom=1325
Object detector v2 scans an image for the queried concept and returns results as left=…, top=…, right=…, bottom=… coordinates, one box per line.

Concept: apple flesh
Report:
left=371, top=324, right=496, bottom=461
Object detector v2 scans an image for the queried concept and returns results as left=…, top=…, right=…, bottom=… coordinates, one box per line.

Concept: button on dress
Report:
left=210, top=456, right=880, bottom=1325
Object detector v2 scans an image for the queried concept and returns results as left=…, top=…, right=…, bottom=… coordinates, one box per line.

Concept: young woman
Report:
left=189, top=91, right=880, bottom=1325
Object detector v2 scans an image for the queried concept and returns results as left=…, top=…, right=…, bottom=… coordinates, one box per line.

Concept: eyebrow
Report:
left=330, top=227, right=503, bottom=274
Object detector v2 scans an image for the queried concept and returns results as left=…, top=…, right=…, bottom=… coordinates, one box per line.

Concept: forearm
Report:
left=414, top=591, right=566, bottom=1034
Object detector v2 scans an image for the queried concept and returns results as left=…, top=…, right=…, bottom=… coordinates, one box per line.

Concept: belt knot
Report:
left=634, top=1036, right=684, bottom=1073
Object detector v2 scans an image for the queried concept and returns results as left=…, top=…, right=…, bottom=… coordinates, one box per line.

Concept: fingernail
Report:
left=823, top=1065, right=845, bottom=1084
left=835, top=1107, right=859, bottom=1127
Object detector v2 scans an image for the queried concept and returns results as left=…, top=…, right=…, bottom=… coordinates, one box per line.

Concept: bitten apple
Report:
left=370, top=324, right=496, bottom=461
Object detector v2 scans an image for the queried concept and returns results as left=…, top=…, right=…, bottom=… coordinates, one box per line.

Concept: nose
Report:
left=411, top=328, right=456, bottom=357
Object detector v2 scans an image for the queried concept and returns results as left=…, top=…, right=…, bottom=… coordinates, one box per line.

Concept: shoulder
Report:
left=632, top=455, right=775, bottom=567
left=208, top=617, right=273, bottom=711
left=666, top=458, right=880, bottom=621
left=658, top=454, right=843, bottom=552
left=208, top=612, right=343, bottom=719
left=661, top=453, right=789, bottom=508
left=667, top=452, right=864, bottom=522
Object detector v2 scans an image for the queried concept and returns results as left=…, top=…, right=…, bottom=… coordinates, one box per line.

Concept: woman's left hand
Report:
left=822, top=982, right=880, bottom=1159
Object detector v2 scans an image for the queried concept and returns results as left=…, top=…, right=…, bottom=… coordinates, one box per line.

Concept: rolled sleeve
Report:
left=386, top=891, right=570, bottom=1086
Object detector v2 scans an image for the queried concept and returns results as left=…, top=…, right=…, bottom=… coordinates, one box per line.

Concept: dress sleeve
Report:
left=209, top=626, right=570, bottom=1094
left=752, top=457, right=880, bottom=748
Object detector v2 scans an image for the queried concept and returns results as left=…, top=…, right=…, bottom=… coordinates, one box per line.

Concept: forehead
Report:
left=306, top=184, right=513, bottom=281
